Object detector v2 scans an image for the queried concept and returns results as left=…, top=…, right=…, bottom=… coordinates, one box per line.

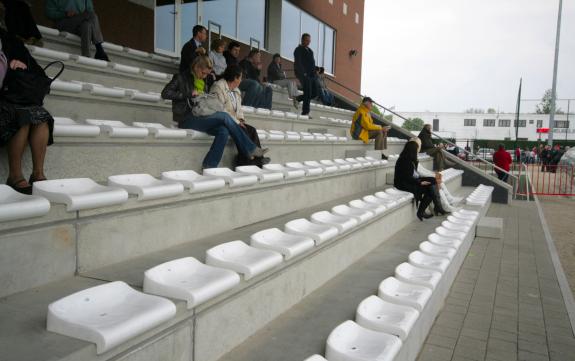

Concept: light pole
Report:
left=548, top=0, right=563, bottom=146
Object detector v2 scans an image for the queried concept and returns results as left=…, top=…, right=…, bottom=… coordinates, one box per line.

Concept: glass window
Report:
left=203, top=0, right=237, bottom=38
left=499, top=119, right=511, bottom=127
left=514, top=119, right=526, bottom=127
left=323, top=25, right=335, bottom=74
left=238, top=0, right=266, bottom=46
left=156, top=1, right=177, bottom=53
left=301, top=11, right=320, bottom=56
left=464, top=119, right=476, bottom=126
left=180, top=0, right=198, bottom=49
left=281, top=0, right=300, bottom=59
left=529, top=119, right=534, bottom=124
left=537, top=120, right=543, bottom=128
left=483, top=119, right=495, bottom=127
left=555, top=121, right=569, bottom=129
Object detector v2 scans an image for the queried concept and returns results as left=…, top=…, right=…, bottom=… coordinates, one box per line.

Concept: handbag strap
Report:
left=43, top=61, right=65, bottom=83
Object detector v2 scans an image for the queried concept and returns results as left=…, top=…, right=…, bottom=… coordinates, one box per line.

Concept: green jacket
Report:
left=46, top=0, right=94, bottom=21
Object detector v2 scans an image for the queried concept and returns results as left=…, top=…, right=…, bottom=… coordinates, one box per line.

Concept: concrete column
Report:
left=267, top=0, right=283, bottom=54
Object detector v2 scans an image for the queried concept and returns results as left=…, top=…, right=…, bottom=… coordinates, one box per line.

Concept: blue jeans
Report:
left=180, top=112, right=256, bottom=168
left=239, top=79, right=273, bottom=109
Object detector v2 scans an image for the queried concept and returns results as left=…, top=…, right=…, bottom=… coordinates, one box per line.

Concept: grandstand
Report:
left=1, top=2, right=574, bottom=361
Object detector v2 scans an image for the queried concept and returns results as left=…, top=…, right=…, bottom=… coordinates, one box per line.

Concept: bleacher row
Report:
left=303, top=185, right=494, bottom=361
left=0, top=156, right=403, bottom=221
left=45, top=187, right=415, bottom=354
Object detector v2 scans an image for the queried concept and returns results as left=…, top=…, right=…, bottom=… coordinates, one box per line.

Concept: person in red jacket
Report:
left=494, top=144, right=512, bottom=182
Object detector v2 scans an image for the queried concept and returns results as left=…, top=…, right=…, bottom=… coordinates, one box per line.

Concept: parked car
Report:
left=476, top=148, right=494, bottom=161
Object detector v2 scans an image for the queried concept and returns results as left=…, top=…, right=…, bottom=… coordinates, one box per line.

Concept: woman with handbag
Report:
left=394, top=140, right=449, bottom=221
left=0, top=27, right=52, bottom=194
left=210, top=64, right=269, bottom=167
left=161, top=55, right=267, bottom=170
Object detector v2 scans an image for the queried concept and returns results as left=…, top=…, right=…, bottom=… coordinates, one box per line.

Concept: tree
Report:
left=536, top=89, right=563, bottom=114
left=402, top=117, right=424, bottom=131
left=487, top=108, right=497, bottom=114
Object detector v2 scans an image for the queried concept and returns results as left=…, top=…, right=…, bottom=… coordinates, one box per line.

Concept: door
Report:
left=154, top=0, right=179, bottom=56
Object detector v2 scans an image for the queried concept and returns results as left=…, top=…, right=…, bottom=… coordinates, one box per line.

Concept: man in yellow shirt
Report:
left=350, top=97, right=389, bottom=159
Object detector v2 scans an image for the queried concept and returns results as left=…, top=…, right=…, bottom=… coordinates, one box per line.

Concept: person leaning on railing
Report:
left=418, top=124, right=454, bottom=171
left=350, top=97, right=389, bottom=160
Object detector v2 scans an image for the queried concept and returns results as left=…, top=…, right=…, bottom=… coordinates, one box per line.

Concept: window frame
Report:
left=483, top=119, right=496, bottom=127
left=464, top=119, right=476, bottom=127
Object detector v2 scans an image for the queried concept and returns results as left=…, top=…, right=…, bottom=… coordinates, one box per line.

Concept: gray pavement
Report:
left=417, top=201, right=575, bottom=361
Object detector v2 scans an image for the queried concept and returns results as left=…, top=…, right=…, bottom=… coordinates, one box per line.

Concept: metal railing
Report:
left=323, top=77, right=519, bottom=194
left=515, top=163, right=575, bottom=197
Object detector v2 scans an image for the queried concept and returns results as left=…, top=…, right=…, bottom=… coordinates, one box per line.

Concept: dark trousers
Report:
left=55, top=11, right=104, bottom=57
left=297, top=75, right=317, bottom=115
left=236, top=123, right=265, bottom=166
left=496, top=171, right=509, bottom=182
left=239, top=80, right=272, bottom=109
left=415, top=177, right=442, bottom=215
left=3, top=0, right=42, bottom=41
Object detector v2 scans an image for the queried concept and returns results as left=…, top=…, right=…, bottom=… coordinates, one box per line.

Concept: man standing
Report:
left=493, top=144, right=512, bottom=182
left=180, top=25, right=207, bottom=73
left=293, top=33, right=317, bottom=117
left=350, top=97, right=389, bottom=159
left=46, top=0, right=109, bottom=61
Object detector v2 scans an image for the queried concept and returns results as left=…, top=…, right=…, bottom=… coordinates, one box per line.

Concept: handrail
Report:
left=323, top=76, right=519, bottom=183
left=523, top=163, right=531, bottom=201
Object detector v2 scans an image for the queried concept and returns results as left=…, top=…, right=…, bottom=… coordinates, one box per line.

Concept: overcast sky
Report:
left=361, top=0, right=575, bottom=114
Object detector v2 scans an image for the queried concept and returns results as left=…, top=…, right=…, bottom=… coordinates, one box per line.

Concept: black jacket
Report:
left=239, top=58, right=260, bottom=81
left=394, top=156, right=419, bottom=195
left=161, top=72, right=202, bottom=125
left=293, top=45, right=315, bottom=79
left=179, top=38, right=202, bottom=73
left=223, top=51, right=238, bottom=67
left=267, top=62, right=286, bottom=82
left=418, top=129, right=434, bottom=151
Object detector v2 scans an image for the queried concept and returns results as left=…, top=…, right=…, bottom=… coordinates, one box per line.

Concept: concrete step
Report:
left=0, top=159, right=436, bottom=299
left=0, top=178, right=467, bottom=361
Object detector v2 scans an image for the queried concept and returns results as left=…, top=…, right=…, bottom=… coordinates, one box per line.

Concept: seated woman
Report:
left=208, top=38, right=227, bottom=78
left=210, top=64, right=269, bottom=167
left=1, top=28, right=52, bottom=194
left=1, top=0, right=43, bottom=46
left=394, top=140, right=449, bottom=220
left=161, top=55, right=266, bottom=170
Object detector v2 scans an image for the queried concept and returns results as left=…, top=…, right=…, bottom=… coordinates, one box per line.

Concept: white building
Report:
left=391, top=112, right=574, bottom=143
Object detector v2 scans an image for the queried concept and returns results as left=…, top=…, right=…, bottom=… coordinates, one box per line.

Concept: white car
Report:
left=476, top=148, right=494, bottom=161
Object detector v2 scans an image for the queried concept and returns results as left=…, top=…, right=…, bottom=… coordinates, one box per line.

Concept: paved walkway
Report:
left=417, top=201, right=575, bottom=361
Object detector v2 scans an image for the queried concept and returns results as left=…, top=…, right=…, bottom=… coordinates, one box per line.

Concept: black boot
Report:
left=94, top=43, right=110, bottom=62
left=417, top=196, right=433, bottom=221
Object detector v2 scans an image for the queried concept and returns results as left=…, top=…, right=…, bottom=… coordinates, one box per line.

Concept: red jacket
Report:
left=494, top=149, right=512, bottom=171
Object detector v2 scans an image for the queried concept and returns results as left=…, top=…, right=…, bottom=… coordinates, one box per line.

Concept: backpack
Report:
left=1, top=60, right=64, bottom=106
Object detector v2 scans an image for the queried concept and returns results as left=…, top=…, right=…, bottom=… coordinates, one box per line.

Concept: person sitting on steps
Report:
left=161, top=55, right=267, bottom=170
left=239, top=49, right=272, bottom=110
left=418, top=124, right=454, bottom=171
left=267, top=53, right=300, bottom=109
left=350, top=97, right=389, bottom=160
left=45, top=0, right=110, bottom=61
left=394, top=140, right=449, bottom=221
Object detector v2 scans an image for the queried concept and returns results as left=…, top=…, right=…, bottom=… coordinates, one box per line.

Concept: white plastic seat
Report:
left=378, top=277, right=433, bottom=312
left=271, top=110, right=286, bottom=118
left=435, top=226, right=466, bottom=240
left=385, top=188, right=414, bottom=200
left=267, top=130, right=287, bottom=141
left=345, top=158, right=369, bottom=168
left=349, top=199, right=386, bottom=215
left=303, top=355, right=328, bottom=361
left=455, top=209, right=479, bottom=217
left=108, top=174, right=184, bottom=200
left=285, top=162, right=323, bottom=176
left=325, top=320, right=402, bottom=361
left=256, top=129, right=270, bottom=140
left=51, top=79, right=83, bottom=93
left=76, top=55, right=108, bottom=67
left=130, top=92, right=162, bottom=102
left=419, top=241, right=457, bottom=260
left=304, top=160, right=338, bottom=174
left=250, top=228, right=315, bottom=260
left=285, top=112, right=298, bottom=119
left=202, top=168, right=258, bottom=188
left=284, top=131, right=302, bottom=141
left=142, top=69, right=169, bottom=80
left=427, top=233, right=462, bottom=250
left=85, top=119, right=149, bottom=138
left=365, top=156, right=387, bottom=166
left=447, top=215, right=474, bottom=227
left=312, top=133, right=328, bottom=141
left=332, top=204, right=374, bottom=223
left=355, top=295, right=419, bottom=340
left=395, top=262, right=442, bottom=290
left=111, top=63, right=140, bottom=74
left=285, top=218, right=339, bottom=245
left=102, top=42, right=124, bottom=52
left=33, top=178, right=128, bottom=211
left=255, top=108, right=271, bottom=116
left=161, top=170, right=226, bottom=193
left=452, top=210, right=478, bottom=222
left=188, top=130, right=212, bottom=139
left=53, top=117, right=101, bottom=137
left=241, top=105, right=255, bottom=113
left=132, top=122, right=187, bottom=139
left=235, top=166, right=284, bottom=183
left=441, top=220, right=471, bottom=233
left=47, top=281, right=176, bottom=354
left=0, top=185, right=50, bottom=221
left=355, top=157, right=377, bottom=167
left=310, top=211, right=358, bottom=233
left=363, top=195, right=398, bottom=209
left=263, top=164, right=306, bottom=179
left=28, top=46, right=70, bottom=60
left=298, top=132, right=315, bottom=141
left=408, top=250, right=450, bottom=273
left=90, top=86, right=127, bottom=98
left=321, top=159, right=350, bottom=171
left=143, top=257, right=240, bottom=309
left=205, top=240, right=283, bottom=280
left=374, top=191, right=404, bottom=203
left=334, top=159, right=362, bottom=170
left=38, top=25, right=60, bottom=36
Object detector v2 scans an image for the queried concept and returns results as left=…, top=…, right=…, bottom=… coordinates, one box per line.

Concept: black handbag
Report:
left=1, top=60, right=65, bottom=106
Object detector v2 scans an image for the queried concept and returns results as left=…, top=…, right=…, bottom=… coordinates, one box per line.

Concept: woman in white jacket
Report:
left=210, top=64, right=269, bottom=166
